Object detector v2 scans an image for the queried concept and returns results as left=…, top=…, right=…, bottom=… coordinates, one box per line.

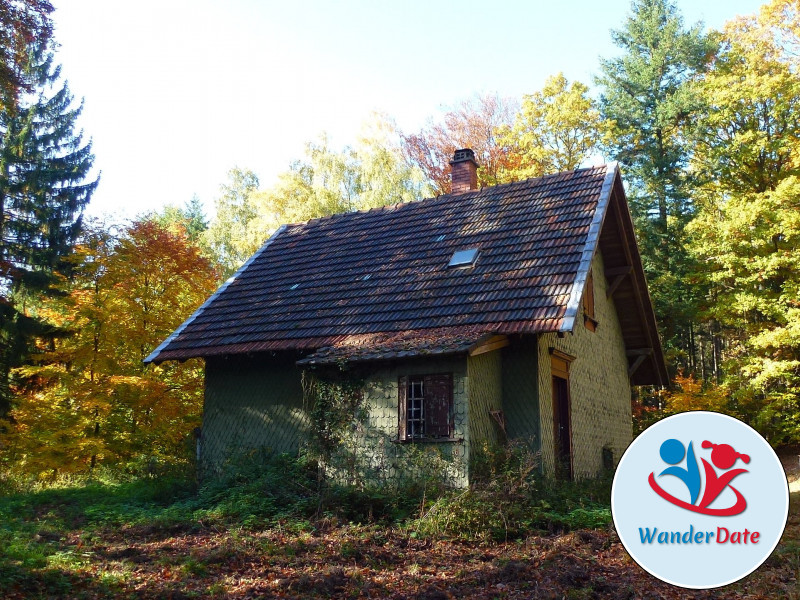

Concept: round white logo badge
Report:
left=612, top=411, right=789, bottom=589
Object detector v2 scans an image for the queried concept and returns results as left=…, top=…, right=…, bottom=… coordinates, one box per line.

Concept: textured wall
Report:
left=466, top=350, right=503, bottom=453
left=201, top=354, right=308, bottom=474
left=538, top=251, right=632, bottom=478
left=501, top=339, right=539, bottom=449
left=333, top=356, right=469, bottom=487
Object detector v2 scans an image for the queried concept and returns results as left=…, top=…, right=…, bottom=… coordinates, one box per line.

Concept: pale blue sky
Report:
left=51, top=0, right=766, bottom=219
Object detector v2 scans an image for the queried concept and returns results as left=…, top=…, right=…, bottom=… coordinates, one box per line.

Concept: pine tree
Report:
left=0, top=41, right=97, bottom=416
left=596, top=0, right=715, bottom=374
left=0, top=0, right=53, bottom=105
left=182, top=195, right=208, bottom=241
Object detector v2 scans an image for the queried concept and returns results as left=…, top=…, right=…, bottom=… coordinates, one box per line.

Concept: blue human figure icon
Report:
left=658, top=439, right=701, bottom=505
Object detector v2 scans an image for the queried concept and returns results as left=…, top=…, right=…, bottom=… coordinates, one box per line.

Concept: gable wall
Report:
left=537, top=250, right=632, bottom=478
left=201, top=354, right=308, bottom=474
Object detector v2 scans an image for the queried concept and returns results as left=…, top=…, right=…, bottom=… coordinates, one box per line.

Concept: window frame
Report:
left=397, top=373, right=454, bottom=442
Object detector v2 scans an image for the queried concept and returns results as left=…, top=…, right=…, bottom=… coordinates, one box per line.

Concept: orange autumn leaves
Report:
left=2, top=220, right=219, bottom=478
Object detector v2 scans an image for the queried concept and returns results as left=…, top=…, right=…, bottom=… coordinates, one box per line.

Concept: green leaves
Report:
left=496, top=73, right=608, bottom=180
left=203, top=116, right=430, bottom=277
left=688, top=177, right=800, bottom=443
left=681, top=3, right=800, bottom=443
left=597, top=0, right=715, bottom=373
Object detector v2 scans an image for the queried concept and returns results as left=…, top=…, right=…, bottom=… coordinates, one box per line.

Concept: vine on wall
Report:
left=301, top=369, right=366, bottom=463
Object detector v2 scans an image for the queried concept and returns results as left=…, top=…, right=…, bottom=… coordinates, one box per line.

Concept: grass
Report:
left=0, top=455, right=798, bottom=599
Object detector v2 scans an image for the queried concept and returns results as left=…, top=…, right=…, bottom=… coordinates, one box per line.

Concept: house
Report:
left=145, top=149, right=667, bottom=484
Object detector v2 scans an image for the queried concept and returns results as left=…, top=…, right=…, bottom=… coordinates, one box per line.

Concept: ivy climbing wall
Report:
left=328, top=356, right=470, bottom=487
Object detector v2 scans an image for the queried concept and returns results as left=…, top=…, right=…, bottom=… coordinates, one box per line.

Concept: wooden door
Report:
left=552, top=375, right=572, bottom=480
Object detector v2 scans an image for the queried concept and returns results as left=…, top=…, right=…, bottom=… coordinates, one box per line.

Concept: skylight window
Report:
left=436, top=234, right=446, bottom=242
left=448, top=248, right=479, bottom=268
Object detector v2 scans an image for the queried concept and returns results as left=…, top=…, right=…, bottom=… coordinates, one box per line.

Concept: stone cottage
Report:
left=146, top=149, right=667, bottom=484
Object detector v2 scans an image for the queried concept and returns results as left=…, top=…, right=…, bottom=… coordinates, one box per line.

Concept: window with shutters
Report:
left=397, top=373, right=453, bottom=441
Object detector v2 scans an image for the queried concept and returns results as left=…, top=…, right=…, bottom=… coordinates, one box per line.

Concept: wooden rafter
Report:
left=611, top=185, right=660, bottom=372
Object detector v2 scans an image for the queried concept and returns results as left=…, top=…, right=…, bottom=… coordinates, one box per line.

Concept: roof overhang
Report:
left=296, top=328, right=510, bottom=367
left=560, top=163, right=668, bottom=387
left=144, top=225, right=288, bottom=365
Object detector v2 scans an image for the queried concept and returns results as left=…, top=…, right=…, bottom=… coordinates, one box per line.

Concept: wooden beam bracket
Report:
left=628, top=354, right=648, bottom=378
left=605, top=265, right=632, bottom=299
left=627, top=348, right=653, bottom=356
left=627, top=348, right=653, bottom=378
left=469, top=334, right=510, bottom=357
left=490, top=409, right=506, bottom=434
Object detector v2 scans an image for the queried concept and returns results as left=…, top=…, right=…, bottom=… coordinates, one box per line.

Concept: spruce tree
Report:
left=0, top=41, right=97, bottom=416
left=0, top=0, right=53, bottom=104
left=596, top=0, right=715, bottom=374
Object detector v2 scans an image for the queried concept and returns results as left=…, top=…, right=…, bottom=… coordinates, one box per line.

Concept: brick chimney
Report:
left=450, top=148, right=478, bottom=194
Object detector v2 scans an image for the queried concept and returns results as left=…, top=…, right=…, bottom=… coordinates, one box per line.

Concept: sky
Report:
left=50, top=0, right=767, bottom=221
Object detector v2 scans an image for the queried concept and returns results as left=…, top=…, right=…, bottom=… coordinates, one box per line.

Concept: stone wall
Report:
left=537, top=251, right=632, bottom=478
left=201, top=353, right=308, bottom=474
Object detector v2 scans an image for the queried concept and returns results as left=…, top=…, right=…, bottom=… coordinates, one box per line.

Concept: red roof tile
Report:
left=148, top=164, right=663, bottom=381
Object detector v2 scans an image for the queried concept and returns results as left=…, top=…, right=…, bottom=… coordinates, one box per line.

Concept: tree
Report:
left=0, top=42, right=97, bottom=416
left=688, top=177, right=800, bottom=443
left=745, top=0, right=800, bottom=69
left=0, top=0, right=53, bottom=105
left=245, top=125, right=430, bottom=257
left=352, top=114, right=432, bottom=210
left=401, top=93, right=517, bottom=194
left=152, top=195, right=208, bottom=242
left=690, top=5, right=800, bottom=197
left=596, top=0, right=715, bottom=373
left=4, top=219, right=218, bottom=476
left=687, top=2, right=800, bottom=443
left=496, top=73, right=608, bottom=180
left=205, top=116, right=430, bottom=273
left=202, top=168, right=259, bottom=277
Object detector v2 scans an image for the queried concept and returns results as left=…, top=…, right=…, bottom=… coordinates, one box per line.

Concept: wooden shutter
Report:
left=398, top=376, right=408, bottom=441
left=584, top=272, right=595, bottom=318
left=583, top=272, right=597, bottom=331
left=423, top=373, right=452, bottom=438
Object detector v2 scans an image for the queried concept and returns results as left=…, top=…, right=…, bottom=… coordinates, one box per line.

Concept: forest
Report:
left=1, top=1, right=799, bottom=598
left=1, top=0, right=799, bottom=482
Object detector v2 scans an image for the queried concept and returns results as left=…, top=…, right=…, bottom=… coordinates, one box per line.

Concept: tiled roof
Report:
left=147, top=165, right=613, bottom=363
left=296, top=327, right=496, bottom=366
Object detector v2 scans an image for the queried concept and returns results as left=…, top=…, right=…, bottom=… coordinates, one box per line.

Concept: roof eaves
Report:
left=559, top=162, right=618, bottom=334
left=143, top=224, right=289, bottom=364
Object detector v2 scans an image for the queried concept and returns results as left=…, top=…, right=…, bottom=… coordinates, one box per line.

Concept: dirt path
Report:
left=779, top=445, right=800, bottom=493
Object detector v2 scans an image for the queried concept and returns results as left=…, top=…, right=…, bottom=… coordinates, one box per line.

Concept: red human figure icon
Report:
left=698, top=441, right=750, bottom=512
